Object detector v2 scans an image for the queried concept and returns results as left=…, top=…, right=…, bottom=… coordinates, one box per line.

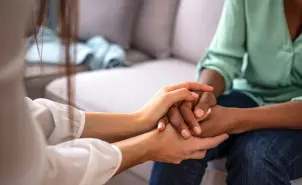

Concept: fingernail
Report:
left=193, top=126, right=202, bottom=135
left=191, top=92, right=199, bottom=98
left=196, top=109, right=204, bottom=117
left=206, top=108, right=212, bottom=115
left=157, top=123, right=164, bottom=131
left=181, top=130, right=191, bottom=139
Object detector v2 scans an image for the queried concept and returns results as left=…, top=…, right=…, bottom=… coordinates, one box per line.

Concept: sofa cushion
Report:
left=132, top=0, right=179, bottom=58
left=46, top=58, right=196, bottom=112
left=78, top=0, right=141, bottom=49
left=25, top=64, right=89, bottom=99
left=172, top=0, right=224, bottom=63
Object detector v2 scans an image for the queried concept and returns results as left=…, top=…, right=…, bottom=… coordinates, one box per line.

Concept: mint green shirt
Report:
left=197, top=0, right=302, bottom=105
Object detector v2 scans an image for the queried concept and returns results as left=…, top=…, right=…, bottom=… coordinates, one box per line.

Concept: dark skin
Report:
left=160, top=0, right=302, bottom=139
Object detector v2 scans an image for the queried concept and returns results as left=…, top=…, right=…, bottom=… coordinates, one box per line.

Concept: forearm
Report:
left=113, top=130, right=156, bottom=175
left=235, top=101, right=302, bottom=133
left=81, top=112, right=150, bottom=143
left=199, top=69, right=226, bottom=97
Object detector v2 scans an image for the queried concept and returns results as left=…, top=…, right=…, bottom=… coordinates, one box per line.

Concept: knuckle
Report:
left=179, top=88, right=189, bottom=95
left=181, top=116, right=194, bottom=126
left=160, top=93, right=170, bottom=102
left=202, top=92, right=217, bottom=105
left=200, top=97, right=211, bottom=105
left=163, top=85, right=170, bottom=92
left=179, top=104, right=189, bottom=112
left=180, top=102, right=192, bottom=111
left=180, top=82, right=190, bottom=89
left=169, top=105, right=179, bottom=114
left=161, top=85, right=171, bottom=93
left=181, top=101, right=191, bottom=107
left=170, top=118, right=180, bottom=126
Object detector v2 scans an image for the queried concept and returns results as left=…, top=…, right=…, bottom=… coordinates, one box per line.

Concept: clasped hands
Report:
left=158, top=90, right=238, bottom=139
left=136, top=82, right=240, bottom=164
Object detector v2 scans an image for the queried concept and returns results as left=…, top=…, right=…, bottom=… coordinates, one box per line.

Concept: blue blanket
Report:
left=26, top=27, right=127, bottom=70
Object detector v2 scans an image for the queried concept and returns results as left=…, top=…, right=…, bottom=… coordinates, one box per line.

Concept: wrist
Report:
left=133, top=110, right=155, bottom=132
left=136, top=130, right=158, bottom=162
left=113, top=130, right=157, bottom=166
left=228, top=108, right=250, bottom=134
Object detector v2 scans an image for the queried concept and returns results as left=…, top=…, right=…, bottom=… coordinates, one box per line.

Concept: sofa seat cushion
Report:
left=46, top=58, right=196, bottom=112
left=25, top=64, right=89, bottom=99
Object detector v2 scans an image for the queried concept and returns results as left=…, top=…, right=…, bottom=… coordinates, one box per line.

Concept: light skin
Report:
left=161, top=0, right=302, bottom=139
left=80, top=82, right=229, bottom=175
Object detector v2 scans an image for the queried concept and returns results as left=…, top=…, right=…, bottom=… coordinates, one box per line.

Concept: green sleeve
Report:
left=292, top=96, right=302, bottom=101
left=197, top=0, right=247, bottom=92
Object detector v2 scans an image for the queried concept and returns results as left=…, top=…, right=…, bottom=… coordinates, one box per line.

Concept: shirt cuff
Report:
left=291, top=96, right=302, bottom=101
left=75, top=110, right=86, bottom=139
left=109, top=144, right=123, bottom=180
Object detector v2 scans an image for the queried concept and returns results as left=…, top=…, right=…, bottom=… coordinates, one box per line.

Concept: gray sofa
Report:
left=44, top=0, right=302, bottom=184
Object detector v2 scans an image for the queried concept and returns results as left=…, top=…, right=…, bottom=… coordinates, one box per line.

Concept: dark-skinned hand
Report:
left=158, top=92, right=217, bottom=139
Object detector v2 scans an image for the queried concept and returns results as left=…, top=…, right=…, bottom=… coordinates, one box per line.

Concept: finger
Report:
left=162, top=82, right=213, bottom=93
left=194, top=134, right=229, bottom=150
left=161, top=88, right=198, bottom=110
left=179, top=101, right=202, bottom=135
left=157, top=116, right=168, bottom=132
left=190, top=150, right=207, bottom=159
left=197, top=108, right=212, bottom=122
left=194, top=92, right=216, bottom=119
left=168, top=105, right=191, bottom=139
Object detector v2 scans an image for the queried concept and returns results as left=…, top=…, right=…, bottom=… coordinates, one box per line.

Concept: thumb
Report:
left=194, top=134, right=229, bottom=150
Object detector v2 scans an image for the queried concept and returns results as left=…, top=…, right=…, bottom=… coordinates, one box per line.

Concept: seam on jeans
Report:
left=266, top=134, right=302, bottom=177
left=285, top=154, right=302, bottom=167
left=262, top=134, right=291, bottom=182
left=264, top=134, right=281, bottom=165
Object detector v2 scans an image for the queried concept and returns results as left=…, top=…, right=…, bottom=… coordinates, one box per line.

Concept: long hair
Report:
left=32, top=0, right=78, bottom=133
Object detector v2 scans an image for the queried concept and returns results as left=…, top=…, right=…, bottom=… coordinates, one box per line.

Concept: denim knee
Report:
left=227, top=131, right=283, bottom=170
left=226, top=131, right=293, bottom=185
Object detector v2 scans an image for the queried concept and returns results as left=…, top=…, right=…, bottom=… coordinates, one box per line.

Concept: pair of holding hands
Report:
left=137, top=82, right=238, bottom=164
left=156, top=83, right=236, bottom=139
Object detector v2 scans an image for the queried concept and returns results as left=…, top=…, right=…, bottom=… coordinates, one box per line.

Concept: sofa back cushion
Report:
left=78, top=0, right=141, bottom=49
left=172, top=0, right=225, bottom=63
left=132, top=0, right=179, bottom=58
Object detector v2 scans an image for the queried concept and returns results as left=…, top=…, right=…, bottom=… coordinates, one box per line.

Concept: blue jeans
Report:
left=150, top=91, right=302, bottom=185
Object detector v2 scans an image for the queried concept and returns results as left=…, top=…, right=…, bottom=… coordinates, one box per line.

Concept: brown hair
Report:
left=32, top=0, right=78, bottom=133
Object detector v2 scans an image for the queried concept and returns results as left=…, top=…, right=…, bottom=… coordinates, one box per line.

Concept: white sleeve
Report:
left=46, top=139, right=122, bottom=185
left=27, top=97, right=122, bottom=185
left=25, top=97, right=86, bottom=145
left=0, top=1, right=122, bottom=185
left=26, top=97, right=123, bottom=184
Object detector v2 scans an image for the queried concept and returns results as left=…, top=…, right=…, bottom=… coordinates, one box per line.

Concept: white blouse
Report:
left=0, top=1, right=122, bottom=185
